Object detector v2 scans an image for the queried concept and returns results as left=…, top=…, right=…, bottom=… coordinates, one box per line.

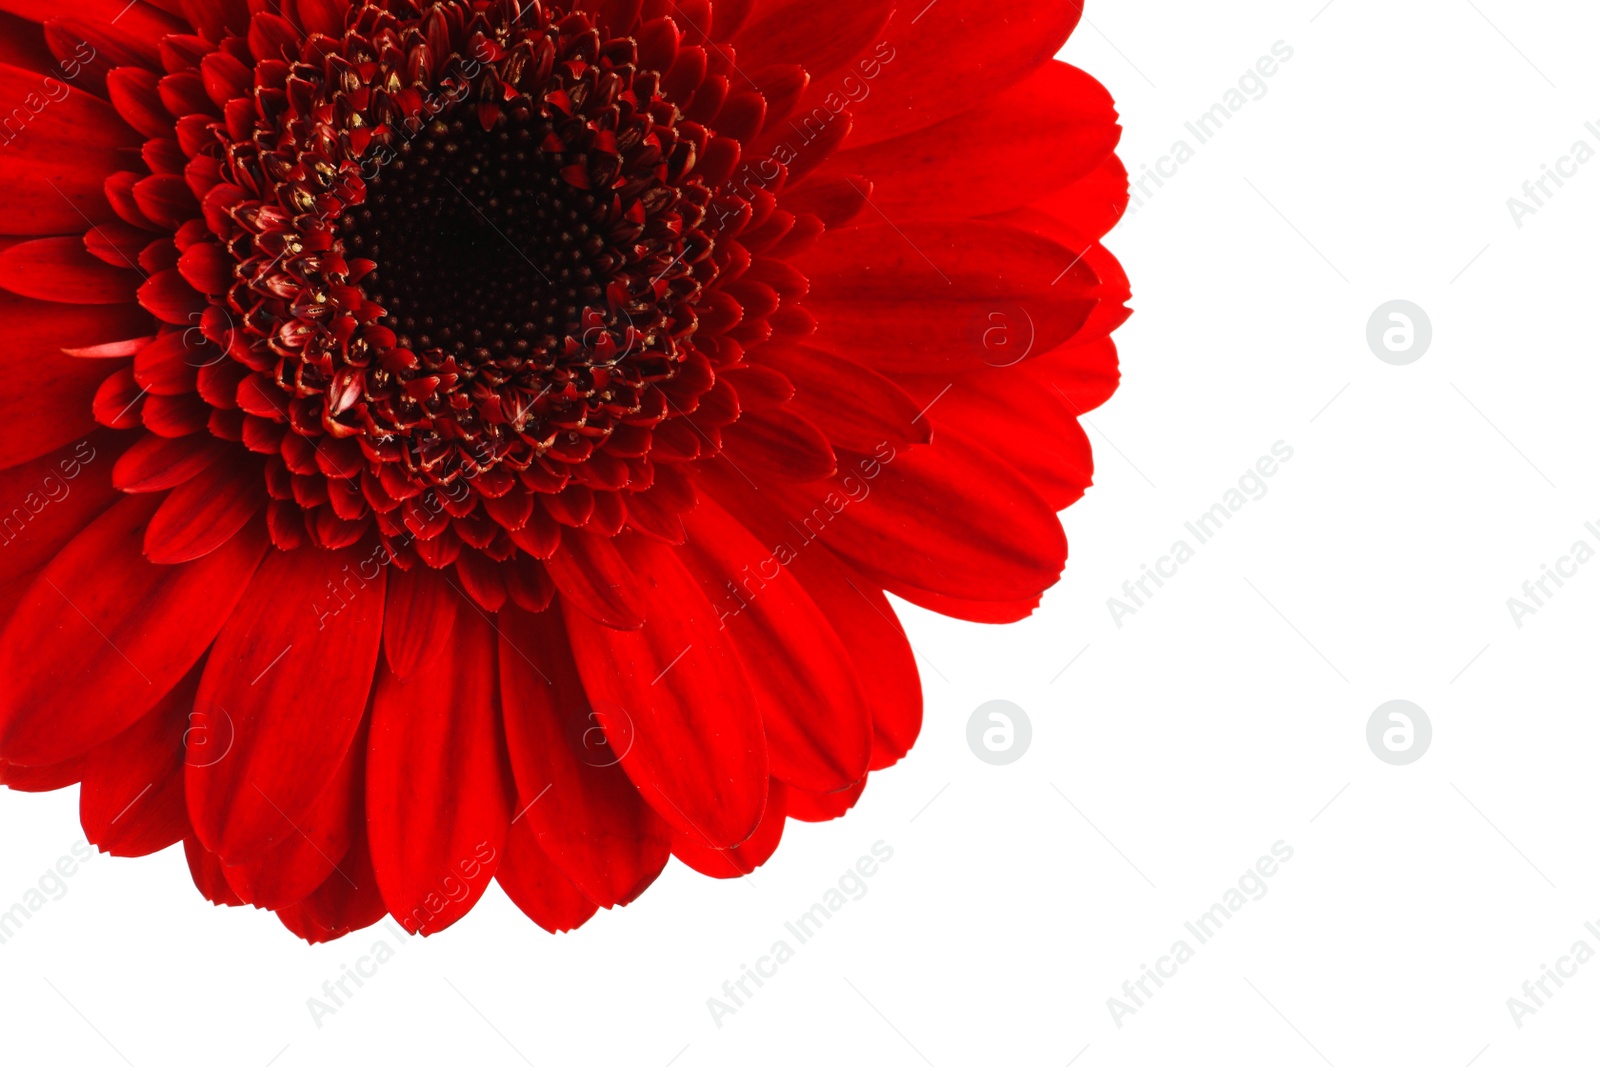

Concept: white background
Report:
left=3, top=1, right=1598, bottom=1064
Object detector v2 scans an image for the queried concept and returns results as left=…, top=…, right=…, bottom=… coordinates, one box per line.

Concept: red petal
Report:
left=113, top=431, right=224, bottom=492
left=563, top=535, right=769, bottom=848
left=0, top=237, right=139, bottom=304
left=221, top=720, right=362, bottom=910
left=44, top=18, right=162, bottom=98
left=181, top=0, right=251, bottom=42
left=499, top=604, right=670, bottom=908
left=137, top=267, right=208, bottom=324
left=143, top=452, right=264, bottom=563
left=140, top=391, right=211, bottom=437
left=105, top=65, right=172, bottom=139
left=736, top=0, right=892, bottom=79
left=840, top=0, right=1082, bottom=146
left=275, top=825, right=388, bottom=944
left=719, top=406, right=836, bottom=482
left=84, top=220, right=150, bottom=269
left=292, top=0, right=349, bottom=37
left=756, top=345, right=928, bottom=452
left=0, top=493, right=269, bottom=765
left=824, top=62, right=1120, bottom=220
left=186, top=544, right=384, bottom=862
left=798, top=221, right=1097, bottom=374
left=1015, top=335, right=1121, bottom=414
left=671, top=780, right=787, bottom=878
left=0, top=60, right=140, bottom=234
left=761, top=433, right=1066, bottom=604
left=367, top=608, right=511, bottom=935
left=381, top=562, right=458, bottom=679
left=1023, top=153, right=1130, bottom=244
left=0, top=2, right=183, bottom=46
left=184, top=834, right=245, bottom=907
left=496, top=820, right=599, bottom=934
left=922, top=368, right=1096, bottom=510
left=132, top=173, right=199, bottom=230
left=1, top=754, right=85, bottom=791
left=544, top=527, right=646, bottom=630
left=0, top=435, right=118, bottom=586
left=874, top=579, right=1042, bottom=625
left=709, top=499, right=923, bottom=771
left=790, top=549, right=922, bottom=769
left=787, top=776, right=867, bottom=822
left=92, top=365, right=144, bottom=429
left=454, top=549, right=507, bottom=610
left=0, top=296, right=153, bottom=470
left=678, top=497, right=872, bottom=791
left=79, top=662, right=200, bottom=857
left=0, top=14, right=55, bottom=73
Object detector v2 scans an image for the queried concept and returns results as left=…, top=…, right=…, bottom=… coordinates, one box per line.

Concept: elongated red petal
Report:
left=0, top=237, right=140, bottom=304
left=143, top=452, right=265, bottom=563
left=0, top=434, right=119, bottom=587
left=671, top=780, right=787, bottom=878
left=798, top=221, right=1098, bottom=375
left=678, top=497, right=872, bottom=792
left=79, top=662, right=201, bottom=858
left=564, top=535, right=769, bottom=848
left=0, top=494, right=268, bottom=766
left=381, top=562, right=459, bottom=679
left=367, top=608, right=512, bottom=935
left=0, top=60, right=141, bottom=234
left=837, top=0, right=1081, bottom=146
left=735, top=0, right=892, bottom=79
left=186, top=545, right=383, bottom=862
left=496, top=819, right=600, bottom=934
left=544, top=527, right=646, bottom=629
left=275, top=825, right=389, bottom=944
left=499, top=604, right=670, bottom=908
left=709, top=491, right=923, bottom=770
left=823, top=63, right=1120, bottom=220
left=221, top=720, right=362, bottom=910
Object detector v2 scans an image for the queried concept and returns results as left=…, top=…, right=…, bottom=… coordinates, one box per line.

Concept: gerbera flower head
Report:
left=0, top=0, right=1130, bottom=942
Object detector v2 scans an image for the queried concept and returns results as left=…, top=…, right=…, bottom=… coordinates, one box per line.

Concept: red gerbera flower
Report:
left=0, top=0, right=1128, bottom=942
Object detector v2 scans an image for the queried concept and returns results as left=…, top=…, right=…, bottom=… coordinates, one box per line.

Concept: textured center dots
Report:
left=343, top=115, right=608, bottom=365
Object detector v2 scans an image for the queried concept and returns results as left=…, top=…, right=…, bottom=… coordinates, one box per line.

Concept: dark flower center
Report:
left=348, top=118, right=608, bottom=363
left=179, top=1, right=763, bottom=562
